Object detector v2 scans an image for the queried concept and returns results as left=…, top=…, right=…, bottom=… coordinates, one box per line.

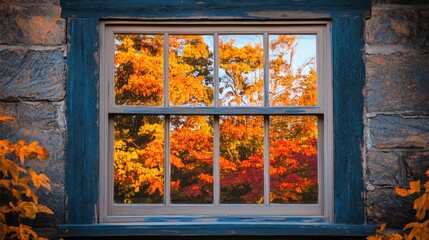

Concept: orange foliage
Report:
left=113, top=34, right=319, bottom=205
left=368, top=170, right=429, bottom=240
left=0, top=116, right=53, bottom=240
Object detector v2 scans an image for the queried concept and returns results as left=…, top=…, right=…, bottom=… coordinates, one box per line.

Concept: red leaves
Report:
left=113, top=35, right=319, bottom=204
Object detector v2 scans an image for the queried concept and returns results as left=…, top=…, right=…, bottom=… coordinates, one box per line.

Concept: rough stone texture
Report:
left=0, top=0, right=59, bottom=4
left=367, top=150, right=429, bottom=187
left=0, top=101, right=66, bottom=226
left=0, top=0, right=67, bottom=234
left=365, top=0, right=429, bottom=230
left=367, top=151, right=399, bottom=186
left=366, top=6, right=429, bottom=47
left=367, top=188, right=415, bottom=228
left=0, top=4, right=65, bottom=45
left=366, top=53, right=429, bottom=113
left=373, top=0, right=429, bottom=5
left=0, top=50, right=66, bottom=101
left=0, top=49, right=66, bottom=101
left=368, top=115, right=429, bottom=149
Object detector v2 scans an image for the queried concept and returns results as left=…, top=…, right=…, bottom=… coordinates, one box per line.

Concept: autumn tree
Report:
left=112, top=33, right=318, bottom=205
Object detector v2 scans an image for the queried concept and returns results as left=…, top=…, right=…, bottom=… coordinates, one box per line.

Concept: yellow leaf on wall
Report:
left=0, top=116, right=17, bottom=123
left=413, top=193, right=429, bottom=220
left=0, top=158, right=26, bottom=181
left=18, top=201, right=37, bottom=220
left=36, top=204, right=54, bottom=215
left=404, top=220, right=429, bottom=240
left=395, top=180, right=421, bottom=197
left=29, top=169, right=51, bottom=190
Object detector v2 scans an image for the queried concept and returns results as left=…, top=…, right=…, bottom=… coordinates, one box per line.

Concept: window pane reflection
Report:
left=114, top=34, right=164, bottom=106
left=220, top=115, right=264, bottom=204
left=269, top=116, right=318, bottom=204
left=219, top=35, right=264, bottom=107
left=169, top=35, right=214, bottom=106
left=269, top=35, right=317, bottom=106
left=114, top=115, right=165, bottom=204
left=170, top=115, right=214, bottom=204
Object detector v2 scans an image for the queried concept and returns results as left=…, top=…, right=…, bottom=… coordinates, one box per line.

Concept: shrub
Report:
left=367, top=169, right=429, bottom=240
left=0, top=115, right=53, bottom=240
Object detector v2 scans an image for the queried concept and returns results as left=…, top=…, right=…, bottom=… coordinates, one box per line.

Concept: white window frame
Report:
left=99, top=21, right=333, bottom=223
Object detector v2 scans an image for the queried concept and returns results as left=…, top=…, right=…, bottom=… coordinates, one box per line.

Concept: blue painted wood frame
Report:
left=66, top=18, right=100, bottom=224
left=61, top=0, right=371, bottom=19
left=62, top=0, right=372, bottom=236
left=332, top=17, right=366, bottom=225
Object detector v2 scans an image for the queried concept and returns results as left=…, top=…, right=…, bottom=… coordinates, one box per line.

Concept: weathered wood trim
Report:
left=65, top=18, right=100, bottom=224
left=332, top=17, right=366, bottom=224
left=62, top=0, right=371, bottom=232
left=59, top=222, right=375, bottom=238
left=60, top=0, right=371, bottom=19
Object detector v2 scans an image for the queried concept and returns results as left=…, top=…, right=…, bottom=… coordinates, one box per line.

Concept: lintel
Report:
left=60, top=0, right=371, bottom=19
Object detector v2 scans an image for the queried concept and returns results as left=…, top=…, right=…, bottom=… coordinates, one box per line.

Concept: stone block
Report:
left=368, top=115, right=429, bottom=149
left=367, top=151, right=399, bottom=186
left=25, top=184, right=65, bottom=227
left=0, top=0, right=59, bottom=4
left=0, top=49, right=66, bottom=102
left=366, top=6, right=429, bottom=47
left=404, top=151, right=429, bottom=183
left=373, top=0, right=429, bottom=4
left=366, top=54, right=429, bottom=113
left=0, top=101, right=65, bottom=130
left=367, top=150, right=429, bottom=187
left=0, top=101, right=66, bottom=226
left=367, top=187, right=415, bottom=228
left=0, top=5, right=65, bottom=45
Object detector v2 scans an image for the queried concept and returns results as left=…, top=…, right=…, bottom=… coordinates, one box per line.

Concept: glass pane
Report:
left=219, top=35, right=264, bottom=107
left=114, top=115, right=165, bottom=204
left=269, top=116, right=318, bottom=204
left=170, top=115, right=214, bottom=204
left=269, top=35, right=317, bottom=106
left=114, top=34, right=164, bottom=106
left=169, top=35, right=214, bottom=106
left=220, top=115, right=264, bottom=204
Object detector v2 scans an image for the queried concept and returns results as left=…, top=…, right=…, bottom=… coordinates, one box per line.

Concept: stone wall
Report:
left=0, top=0, right=428, bottom=238
left=365, top=0, right=429, bottom=228
left=0, top=0, right=66, bottom=238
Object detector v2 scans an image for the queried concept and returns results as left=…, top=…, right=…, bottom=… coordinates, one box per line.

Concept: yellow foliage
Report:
left=396, top=181, right=421, bottom=197
left=29, top=169, right=51, bottom=191
left=0, top=116, right=17, bottom=123
left=0, top=115, right=54, bottom=239
left=368, top=170, right=429, bottom=240
left=403, top=220, right=429, bottom=240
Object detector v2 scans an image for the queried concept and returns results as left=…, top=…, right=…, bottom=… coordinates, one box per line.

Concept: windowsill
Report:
left=58, top=222, right=375, bottom=237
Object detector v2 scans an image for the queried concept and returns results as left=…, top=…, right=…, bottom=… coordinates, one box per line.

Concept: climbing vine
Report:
left=0, top=115, right=53, bottom=240
left=368, top=169, right=429, bottom=240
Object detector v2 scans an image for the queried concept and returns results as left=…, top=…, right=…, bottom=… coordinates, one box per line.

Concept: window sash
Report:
left=100, top=22, right=333, bottom=222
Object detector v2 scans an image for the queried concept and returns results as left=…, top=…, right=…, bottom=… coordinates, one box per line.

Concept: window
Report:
left=99, top=23, right=333, bottom=222
left=61, top=1, right=374, bottom=237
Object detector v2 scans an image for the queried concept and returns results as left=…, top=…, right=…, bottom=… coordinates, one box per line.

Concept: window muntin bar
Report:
left=109, top=106, right=322, bottom=115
